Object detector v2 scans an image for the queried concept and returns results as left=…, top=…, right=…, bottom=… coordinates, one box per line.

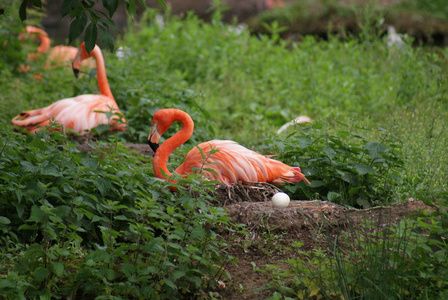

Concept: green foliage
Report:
left=0, top=130, right=233, bottom=298
left=259, top=210, right=448, bottom=299
left=0, top=0, right=43, bottom=72
left=263, top=122, right=405, bottom=208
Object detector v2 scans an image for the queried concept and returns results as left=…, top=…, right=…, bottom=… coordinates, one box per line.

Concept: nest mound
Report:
left=212, top=183, right=348, bottom=232
left=212, top=183, right=433, bottom=234
left=213, top=182, right=282, bottom=205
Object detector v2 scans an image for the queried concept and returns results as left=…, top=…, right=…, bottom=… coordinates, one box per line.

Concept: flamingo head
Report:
left=147, top=109, right=194, bottom=154
left=72, top=42, right=94, bottom=78
left=147, top=109, right=179, bottom=153
left=147, top=113, right=166, bottom=153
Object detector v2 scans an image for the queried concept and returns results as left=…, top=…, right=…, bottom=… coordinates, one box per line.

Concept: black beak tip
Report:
left=72, top=66, right=79, bottom=78
left=148, top=140, right=159, bottom=153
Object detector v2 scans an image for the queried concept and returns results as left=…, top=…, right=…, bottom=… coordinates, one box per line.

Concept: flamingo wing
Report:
left=12, top=95, right=125, bottom=134
left=175, top=140, right=308, bottom=185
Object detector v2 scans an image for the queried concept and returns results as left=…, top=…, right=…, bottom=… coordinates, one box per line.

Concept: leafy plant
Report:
left=261, top=122, right=405, bottom=208
left=0, top=129, right=235, bottom=298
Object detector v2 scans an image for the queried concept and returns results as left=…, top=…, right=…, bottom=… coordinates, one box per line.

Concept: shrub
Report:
left=260, top=122, right=405, bottom=208
left=0, top=129, right=233, bottom=298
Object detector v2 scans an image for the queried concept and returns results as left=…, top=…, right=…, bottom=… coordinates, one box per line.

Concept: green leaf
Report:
left=28, top=205, right=45, bottom=223
left=40, top=166, right=61, bottom=177
left=142, top=237, right=164, bottom=253
left=84, top=23, right=98, bottom=53
left=310, top=180, right=325, bottom=187
left=19, top=0, right=27, bottom=21
left=353, top=163, right=374, bottom=175
left=103, top=0, right=119, bottom=17
left=297, top=137, right=313, bottom=149
left=62, top=0, right=78, bottom=17
left=88, top=8, right=100, bottom=24
left=0, top=279, right=16, bottom=289
left=356, top=198, right=370, bottom=209
left=86, top=250, right=110, bottom=262
left=156, top=0, right=166, bottom=10
left=114, top=215, right=128, bottom=221
left=163, top=278, right=177, bottom=290
left=342, top=174, right=354, bottom=184
left=327, top=191, right=340, bottom=202
left=365, top=141, right=388, bottom=159
left=190, top=227, right=206, bottom=239
left=125, top=0, right=136, bottom=15
left=20, top=161, right=38, bottom=173
left=34, top=267, right=50, bottom=282
left=167, top=233, right=181, bottom=240
left=94, top=177, right=111, bottom=196
left=0, top=216, right=11, bottom=225
left=351, top=133, right=366, bottom=139
left=52, top=262, right=64, bottom=277
left=171, top=270, right=186, bottom=280
left=99, top=25, right=114, bottom=52
left=69, top=13, right=87, bottom=45
left=323, top=146, right=336, bottom=160
left=168, top=242, right=182, bottom=249
left=166, top=206, right=175, bottom=215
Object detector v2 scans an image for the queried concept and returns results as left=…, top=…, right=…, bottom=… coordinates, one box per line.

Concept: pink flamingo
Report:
left=20, top=26, right=95, bottom=72
left=148, top=108, right=310, bottom=186
left=11, top=42, right=126, bottom=134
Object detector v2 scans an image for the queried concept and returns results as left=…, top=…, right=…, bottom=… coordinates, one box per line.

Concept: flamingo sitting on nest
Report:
left=11, top=42, right=126, bottom=134
left=148, top=108, right=310, bottom=188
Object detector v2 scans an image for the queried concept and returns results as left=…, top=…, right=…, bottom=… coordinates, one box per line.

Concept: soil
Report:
left=78, top=142, right=436, bottom=299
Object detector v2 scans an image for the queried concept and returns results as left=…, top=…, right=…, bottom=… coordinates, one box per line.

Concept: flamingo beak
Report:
left=148, top=125, right=160, bottom=153
left=72, top=67, right=79, bottom=78
left=72, top=49, right=81, bottom=78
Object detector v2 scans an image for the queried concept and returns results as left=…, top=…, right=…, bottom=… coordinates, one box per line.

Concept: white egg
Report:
left=272, top=192, right=290, bottom=208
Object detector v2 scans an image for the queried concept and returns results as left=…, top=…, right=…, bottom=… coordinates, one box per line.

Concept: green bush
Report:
left=262, top=122, right=405, bottom=208
left=0, top=130, right=233, bottom=298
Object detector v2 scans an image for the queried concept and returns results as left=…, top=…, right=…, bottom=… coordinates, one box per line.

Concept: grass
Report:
left=0, top=3, right=448, bottom=298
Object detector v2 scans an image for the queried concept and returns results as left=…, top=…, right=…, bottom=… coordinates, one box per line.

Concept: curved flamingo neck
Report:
left=26, top=26, right=50, bottom=53
left=37, top=34, right=50, bottom=53
left=90, top=46, right=114, bottom=100
left=152, top=110, right=195, bottom=182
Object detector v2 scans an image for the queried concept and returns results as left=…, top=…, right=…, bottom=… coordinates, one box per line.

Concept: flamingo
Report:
left=20, top=26, right=95, bottom=71
left=148, top=108, right=310, bottom=187
left=11, top=42, right=126, bottom=134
